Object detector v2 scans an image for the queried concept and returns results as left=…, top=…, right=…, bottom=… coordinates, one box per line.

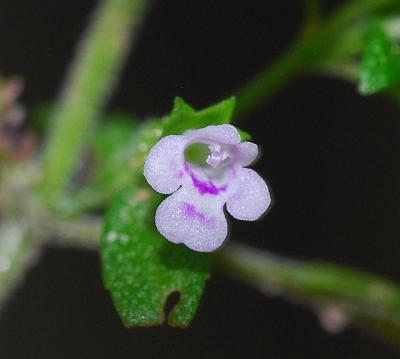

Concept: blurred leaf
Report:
left=373, top=4, right=400, bottom=19
left=31, top=104, right=52, bottom=135
left=101, top=186, right=212, bottom=327
left=93, top=113, right=137, bottom=153
left=359, top=26, right=400, bottom=95
left=238, top=128, right=251, bottom=141
left=100, top=97, right=237, bottom=327
left=90, top=113, right=139, bottom=189
left=60, top=113, right=143, bottom=214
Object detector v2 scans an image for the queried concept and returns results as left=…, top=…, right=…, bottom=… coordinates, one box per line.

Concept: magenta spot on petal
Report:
left=182, top=202, right=206, bottom=222
left=184, top=162, right=227, bottom=195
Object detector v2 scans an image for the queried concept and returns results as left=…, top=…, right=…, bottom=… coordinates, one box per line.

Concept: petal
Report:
left=236, top=142, right=259, bottom=167
left=226, top=168, right=271, bottom=221
left=143, top=135, right=186, bottom=194
left=184, top=124, right=241, bottom=145
left=155, top=187, right=228, bottom=252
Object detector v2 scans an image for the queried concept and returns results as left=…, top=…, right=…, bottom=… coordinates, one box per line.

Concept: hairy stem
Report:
left=16, top=206, right=400, bottom=343
left=41, top=0, right=150, bottom=200
left=0, top=221, right=38, bottom=311
left=217, top=243, right=400, bottom=343
left=28, top=205, right=400, bottom=343
left=33, top=215, right=102, bottom=250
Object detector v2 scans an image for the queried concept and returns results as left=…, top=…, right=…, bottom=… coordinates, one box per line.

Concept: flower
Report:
left=143, top=124, right=271, bottom=252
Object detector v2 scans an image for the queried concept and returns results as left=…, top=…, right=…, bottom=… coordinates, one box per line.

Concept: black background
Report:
left=1, top=0, right=400, bottom=358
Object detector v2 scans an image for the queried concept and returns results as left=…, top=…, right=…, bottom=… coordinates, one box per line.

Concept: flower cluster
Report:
left=144, top=124, right=271, bottom=252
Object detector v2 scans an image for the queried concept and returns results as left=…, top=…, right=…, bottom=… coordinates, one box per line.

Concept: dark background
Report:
left=1, top=0, right=400, bottom=357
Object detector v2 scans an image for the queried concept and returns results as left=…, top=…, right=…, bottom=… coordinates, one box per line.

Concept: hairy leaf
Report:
left=163, top=96, right=236, bottom=135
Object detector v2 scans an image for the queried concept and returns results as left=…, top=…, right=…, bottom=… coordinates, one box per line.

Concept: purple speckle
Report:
left=182, top=202, right=206, bottom=223
left=184, top=162, right=227, bottom=195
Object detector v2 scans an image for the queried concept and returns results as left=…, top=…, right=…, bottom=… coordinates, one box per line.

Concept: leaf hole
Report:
left=164, top=290, right=181, bottom=320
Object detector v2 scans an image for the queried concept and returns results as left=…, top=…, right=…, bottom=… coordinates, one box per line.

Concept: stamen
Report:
left=207, top=144, right=228, bottom=167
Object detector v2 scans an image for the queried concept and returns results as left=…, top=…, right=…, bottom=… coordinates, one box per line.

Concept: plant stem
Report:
left=217, top=242, right=400, bottom=343
left=234, top=0, right=398, bottom=119
left=33, top=215, right=102, bottom=250
left=18, top=205, right=400, bottom=343
left=0, top=221, right=38, bottom=310
left=41, top=0, right=150, bottom=200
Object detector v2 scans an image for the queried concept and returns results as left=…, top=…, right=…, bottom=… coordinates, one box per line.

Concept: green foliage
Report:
left=100, top=97, right=237, bottom=327
left=58, top=113, right=143, bottom=214
left=359, top=26, right=400, bottom=95
left=84, top=114, right=140, bottom=196
left=162, top=96, right=236, bottom=136
left=238, top=128, right=251, bottom=141
left=101, top=187, right=212, bottom=327
left=5, top=0, right=400, bottom=345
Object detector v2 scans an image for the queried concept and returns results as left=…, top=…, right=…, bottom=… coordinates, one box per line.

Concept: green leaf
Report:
left=359, top=26, right=400, bottom=95
left=163, top=96, right=236, bottom=135
left=101, top=186, right=212, bottom=327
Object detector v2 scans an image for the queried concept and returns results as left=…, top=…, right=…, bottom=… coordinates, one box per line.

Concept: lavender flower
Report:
left=144, top=124, right=271, bottom=252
